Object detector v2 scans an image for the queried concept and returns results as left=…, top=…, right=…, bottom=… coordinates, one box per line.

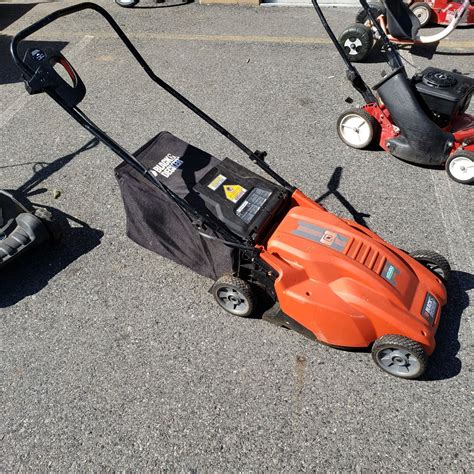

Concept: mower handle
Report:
left=11, top=3, right=107, bottom=78
left=11, top=2, right=293, bottom=192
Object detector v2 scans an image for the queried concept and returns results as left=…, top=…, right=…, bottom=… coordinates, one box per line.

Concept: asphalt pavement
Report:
left=1, top=1, right=473, bottom=471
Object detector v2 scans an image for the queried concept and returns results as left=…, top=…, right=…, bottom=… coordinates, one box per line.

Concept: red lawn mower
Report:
left=339, top=0, right=471, bottom=62
left=312, top=0, right=474, bottom=184
left=409, top=0, right=474, bottom=27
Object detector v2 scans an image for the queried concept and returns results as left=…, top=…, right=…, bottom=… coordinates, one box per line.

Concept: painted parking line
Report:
left=0, top=35, right=94, bottom=129
left=430, top=170, right=474, bottom=274
left=3, top=29, right=474, bottom=50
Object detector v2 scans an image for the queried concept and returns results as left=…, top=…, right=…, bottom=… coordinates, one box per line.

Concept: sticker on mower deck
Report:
left=150, top=153, right=183, bottom=179
left=236, top=187, right=272, bottom=224
left=208, top=174, right=227, bottom=191
left=224, top=185, right=247, bottom=203
left=381, top=261, right=401, bottom=287
left=292, top=221, right=349, bottom=252
left=421, top=292, right=438, bottom=323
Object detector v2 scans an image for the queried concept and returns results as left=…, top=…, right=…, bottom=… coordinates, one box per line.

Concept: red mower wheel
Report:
left=337, top=108, right=379, bottom=149
left=445, top=150, right=474, bottom=185
left=410, top=2, right=432, bottom=27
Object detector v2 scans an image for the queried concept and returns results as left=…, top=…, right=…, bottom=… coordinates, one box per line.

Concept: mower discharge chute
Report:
left=312, top=0, right=474, bottom=184
left=11, top=2, right=452, bottom=379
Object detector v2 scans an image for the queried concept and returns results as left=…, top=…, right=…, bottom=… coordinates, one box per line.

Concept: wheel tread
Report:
left=372, top=334, right=427, bottom=379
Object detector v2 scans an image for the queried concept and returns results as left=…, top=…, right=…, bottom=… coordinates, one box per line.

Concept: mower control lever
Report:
left=22, top=47, right=86, bottom=108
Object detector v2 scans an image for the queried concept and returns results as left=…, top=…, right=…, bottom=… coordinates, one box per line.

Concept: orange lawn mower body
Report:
left=12, top=2, right=452, bottom=379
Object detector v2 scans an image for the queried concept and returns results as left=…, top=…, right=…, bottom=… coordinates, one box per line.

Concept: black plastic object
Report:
left=194, top=159, right=289, bottom=242
left=115, top=132, right=288, bottom=279
left=373, top=67, right=454, bottom=165
left=22, top=47, right=86, bottom=108
left=0, top=191, right=51, bottom=268
left=384, top=0, right=421, bottom=40
left=414, top=67, right=474, bottom=121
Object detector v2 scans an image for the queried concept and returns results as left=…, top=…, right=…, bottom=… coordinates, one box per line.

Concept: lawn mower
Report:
left=0, top=190, right=60, bottom=269
left=338, top=0, right=471, bottom=62
left=11, top=2, right=452, bottom=379
left=312, top=0, right=474, bottom=184
left=409, top=0, right=474, bottom=27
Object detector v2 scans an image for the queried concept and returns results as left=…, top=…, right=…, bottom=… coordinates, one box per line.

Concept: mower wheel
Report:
left=410, top=2, right=432, bottom=27
left=337, top=108, right=379, bottom=149
left=115, top=0, right=139, bottom=7
left=34, top=207, right=62, bottom=243
left=355, top=2, right=386, bottom=25
left=338, top=24, right=374, bottom=62
left=372, top=335, right=427, bottom=379
left=212, top=274, right=257, bottom=318
left=410, top=249, right=451, bottom=283
left=445, top=150, right=474, bottom=185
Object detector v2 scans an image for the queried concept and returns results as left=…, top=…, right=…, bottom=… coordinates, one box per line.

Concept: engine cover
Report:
left=413, top=67, right=473, bottom=124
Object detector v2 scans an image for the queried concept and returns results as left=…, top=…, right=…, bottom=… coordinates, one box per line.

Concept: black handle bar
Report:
left=11, top=2, right=293, bottom=192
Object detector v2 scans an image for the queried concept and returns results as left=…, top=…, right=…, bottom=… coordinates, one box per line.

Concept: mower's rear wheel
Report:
left=410, top=249, right=451, bottom=283
left=410, top=2, right=432, bottom=27
left=212, top=274, right=257, bottom=318
left=337, top=108, right=379, bottom=149
left=355, top=2, right=386, bottom=25
left=338, top=24, right=374, bottom=63
left=445, top=150, right=474, bottom=184
left=372, top=335, right=427, bottom=379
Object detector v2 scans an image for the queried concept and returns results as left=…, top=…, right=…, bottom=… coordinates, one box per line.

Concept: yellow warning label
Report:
left=224, top=184, right=247, bottom=203
left=208, top=174, right=227, bottom=191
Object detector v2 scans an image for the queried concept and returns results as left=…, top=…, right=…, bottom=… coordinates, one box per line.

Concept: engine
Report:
left=413, top=67, right=473, bottom=127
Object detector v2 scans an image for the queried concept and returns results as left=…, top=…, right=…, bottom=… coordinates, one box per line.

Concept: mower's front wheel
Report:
left=445, top=150, right=474, bottom=185
left=337, top=108, right=379, bottom=149
left=372, top=335, right=427, bottom=379
left=410, top=2, right=432, bottom=27
left=410, top=249, right=451, bottom=283
left=212, top=274, right=257, bottom=318
left=338, top=24, right=374, bottom=63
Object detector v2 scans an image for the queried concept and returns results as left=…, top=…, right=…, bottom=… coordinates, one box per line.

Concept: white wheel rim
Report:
left=339, top=114, right=371, bottom=146
left=449, top=156, right=474, bottom=182
left=344, top=38, right=363, bottom=56
left=413, top=6, right=430, bottom=25
left=117, top=0, right=136, bottom=4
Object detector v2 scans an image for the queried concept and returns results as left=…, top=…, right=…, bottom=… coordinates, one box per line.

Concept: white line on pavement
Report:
left=430, top=169, right=473, bottom=273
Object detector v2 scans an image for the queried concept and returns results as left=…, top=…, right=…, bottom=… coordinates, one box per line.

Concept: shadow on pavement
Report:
left=0, top=138, right=103, bottom=308
left=422, top=269, right=473, bottom=381
left=0, top=208, right=103, bottom=309
left=316, top=166, right=371, bottom=228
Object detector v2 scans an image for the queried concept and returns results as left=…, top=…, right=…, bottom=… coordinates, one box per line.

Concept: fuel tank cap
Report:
left=422, top=70, right=458, bottom=88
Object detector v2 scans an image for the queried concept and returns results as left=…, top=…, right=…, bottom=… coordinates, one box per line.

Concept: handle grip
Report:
left=11, top=3, right=108, bottom=78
